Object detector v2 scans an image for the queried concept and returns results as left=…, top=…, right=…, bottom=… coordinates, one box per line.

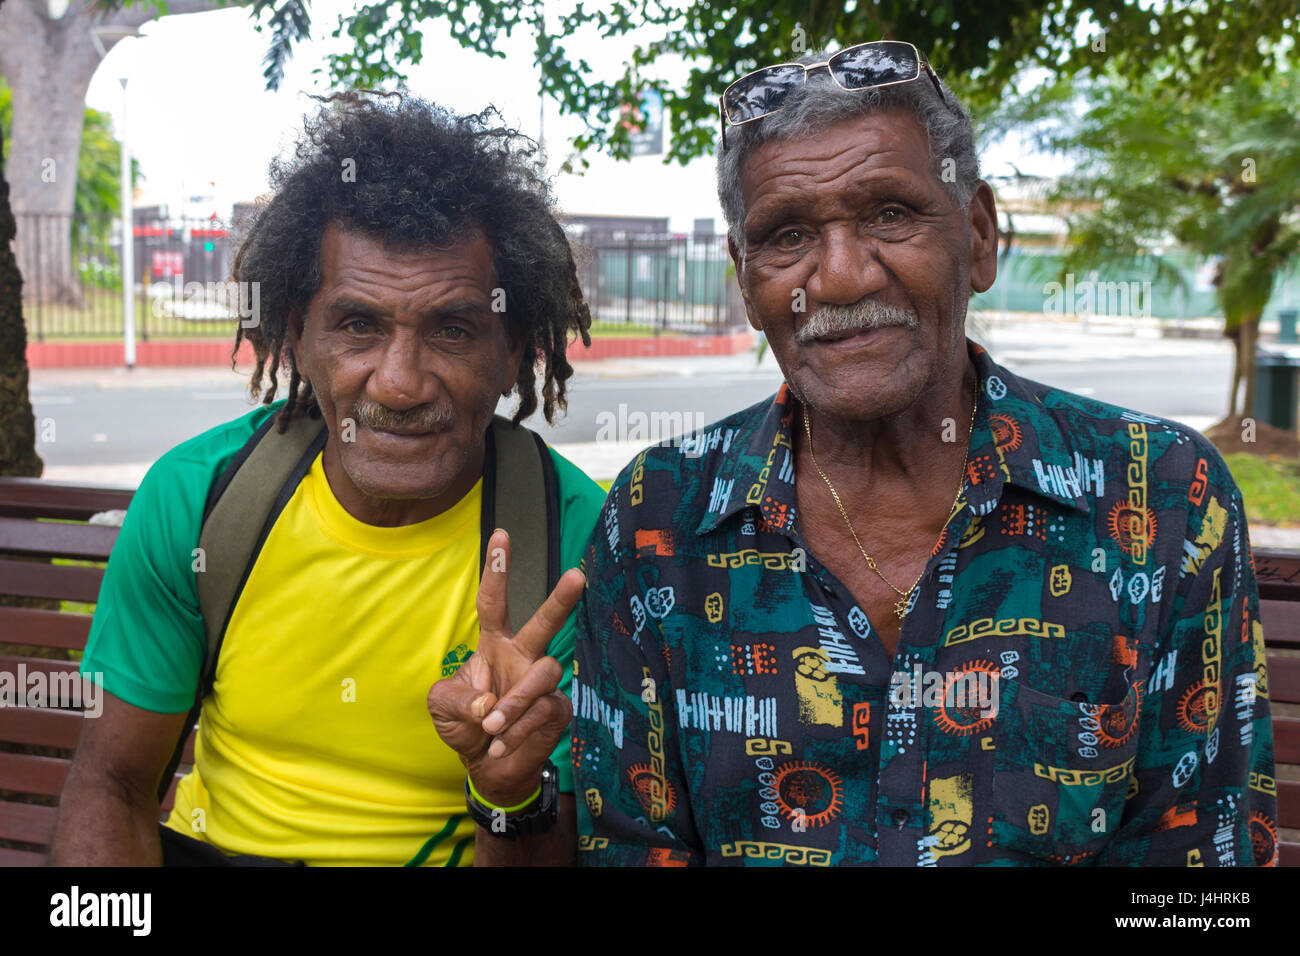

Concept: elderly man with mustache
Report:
left=50, top=94, right=606, bottom=866
left=572, top=43, right=1276, bottom=867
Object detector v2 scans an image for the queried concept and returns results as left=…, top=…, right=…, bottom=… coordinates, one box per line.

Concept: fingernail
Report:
left=482, top=711, right=505, bottom=734
left=489, top=739, right=506, bottom=758
left=472, top=695, right=490, bottom=719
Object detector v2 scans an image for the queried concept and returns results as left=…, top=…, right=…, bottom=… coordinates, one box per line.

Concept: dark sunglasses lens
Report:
left=723, top=64, right=807, bottom=123
left=830, top=41, right=920, bottom=90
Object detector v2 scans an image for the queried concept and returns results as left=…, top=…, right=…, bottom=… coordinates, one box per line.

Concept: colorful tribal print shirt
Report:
left=572, top=340, right=1278, bottom=867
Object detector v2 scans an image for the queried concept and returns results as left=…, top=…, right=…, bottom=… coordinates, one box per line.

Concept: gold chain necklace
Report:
left=802, top=391, right=976, bottom=620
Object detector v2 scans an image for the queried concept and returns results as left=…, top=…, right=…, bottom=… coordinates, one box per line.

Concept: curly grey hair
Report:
left=717, top=50, right=981, bottom=258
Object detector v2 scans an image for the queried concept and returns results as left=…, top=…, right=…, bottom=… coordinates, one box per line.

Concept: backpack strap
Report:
left=156, top=411, right=327, bottom=804
left=481, top=415, right=560, bottom=634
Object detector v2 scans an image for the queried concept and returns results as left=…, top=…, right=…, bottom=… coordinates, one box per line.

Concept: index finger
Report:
left=476, top=528, right=511, bottom=637
left=512, top=567, right=586, bottom=661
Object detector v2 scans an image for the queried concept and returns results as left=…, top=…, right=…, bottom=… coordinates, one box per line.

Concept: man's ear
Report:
left=286, top=307, right=305, bottom=370
left=967, top=181, right=999, bottom=295
left=501, top=318, right=525, bottom=398
left=727, top=235, right=762, bottom=333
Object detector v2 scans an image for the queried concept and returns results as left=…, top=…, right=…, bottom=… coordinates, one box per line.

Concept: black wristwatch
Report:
left=464, top=761, right=559, bottom=840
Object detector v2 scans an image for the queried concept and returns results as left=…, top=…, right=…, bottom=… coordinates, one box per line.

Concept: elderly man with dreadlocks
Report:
left=50, top=94, right=604, bottom=867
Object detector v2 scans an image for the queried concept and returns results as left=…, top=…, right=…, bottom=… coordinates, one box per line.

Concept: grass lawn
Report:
left=26, top=294, right=685, bottom=342
left=1222, top=453, right=1300, bottom=527
left=587, top=321, right=686, bottom=338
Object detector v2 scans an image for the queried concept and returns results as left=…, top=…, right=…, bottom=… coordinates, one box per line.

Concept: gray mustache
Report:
left=352, top=398, right=455, bottom=432
left=795, top=299, right=920, bottom=344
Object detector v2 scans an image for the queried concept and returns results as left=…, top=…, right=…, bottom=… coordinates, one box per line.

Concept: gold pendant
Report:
left=894, top=596, right=909, bottom=619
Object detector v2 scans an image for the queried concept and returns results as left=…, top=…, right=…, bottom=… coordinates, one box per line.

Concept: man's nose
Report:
left=371, top=328, right=435, bottom=409
left=805, top=226, right=887, bottom=307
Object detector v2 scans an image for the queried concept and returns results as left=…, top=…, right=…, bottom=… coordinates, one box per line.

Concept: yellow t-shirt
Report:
left=166, top=453, right=485, bottom=866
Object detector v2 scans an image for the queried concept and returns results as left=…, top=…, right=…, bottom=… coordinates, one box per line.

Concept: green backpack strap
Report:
left=482, top=415, right=560, bottom=634
left=156, top=411, right=327, bottom=805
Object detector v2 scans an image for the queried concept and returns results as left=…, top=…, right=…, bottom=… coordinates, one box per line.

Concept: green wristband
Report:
left=466, top=774, right=542, bottom=814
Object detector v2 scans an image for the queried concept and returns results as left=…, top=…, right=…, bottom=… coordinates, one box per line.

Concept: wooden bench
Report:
left=0, top=477, right=193, bottom=866
left=1, top=475, right=1298, bottom=865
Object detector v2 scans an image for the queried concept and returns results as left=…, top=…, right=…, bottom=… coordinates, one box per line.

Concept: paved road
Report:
left=27, top=324, right=1234, bottom=483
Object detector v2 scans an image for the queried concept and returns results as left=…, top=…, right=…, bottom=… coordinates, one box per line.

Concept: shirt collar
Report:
left=694, top=338, right=1091, bottom=537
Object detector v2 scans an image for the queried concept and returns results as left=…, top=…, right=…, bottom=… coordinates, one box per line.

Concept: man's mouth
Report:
left=366, top=423, right=450, bottom=438
left=814, top=327, right=872, bottom=343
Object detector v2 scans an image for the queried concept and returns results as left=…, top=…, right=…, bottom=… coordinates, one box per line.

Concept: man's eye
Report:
left=876, top=207, right=907, bottom=225
left=436, top=325, right=468, bottom=340
left=343, top=318, right=373, bottom=334
left=774, top=229, right=805, bottom=247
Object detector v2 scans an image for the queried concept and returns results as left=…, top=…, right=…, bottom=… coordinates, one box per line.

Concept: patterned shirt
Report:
left=572, top=340, right=1277, bottom=866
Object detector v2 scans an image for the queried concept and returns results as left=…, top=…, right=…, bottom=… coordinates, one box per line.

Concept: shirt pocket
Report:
left=988, top=678, right=1143, bottom=865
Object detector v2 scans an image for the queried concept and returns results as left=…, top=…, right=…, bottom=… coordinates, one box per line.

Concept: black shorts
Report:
left=158, top=824, right=304, bottom=867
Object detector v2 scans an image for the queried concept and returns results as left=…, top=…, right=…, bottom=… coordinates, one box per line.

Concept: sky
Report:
left=84, top=1, right=1053, bottom=232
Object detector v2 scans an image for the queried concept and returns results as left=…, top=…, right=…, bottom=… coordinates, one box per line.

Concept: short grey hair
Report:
left=717, top=49, right=980, bottom=256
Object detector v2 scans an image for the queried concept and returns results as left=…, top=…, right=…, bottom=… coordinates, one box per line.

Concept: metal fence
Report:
left=572, top=233, right=748, bottom=332
left=15, top=213, right=752, bottom=341
left=32, top=213, right=1291, bottom=341
left=16, top=212, right=239, bottom=342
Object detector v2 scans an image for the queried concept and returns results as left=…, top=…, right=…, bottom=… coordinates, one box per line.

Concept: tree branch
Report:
left=101, top=0, right=251, bottom=31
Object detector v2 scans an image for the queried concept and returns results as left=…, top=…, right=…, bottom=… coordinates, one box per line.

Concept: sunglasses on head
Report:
left=719, top=40, right=948, bottom=150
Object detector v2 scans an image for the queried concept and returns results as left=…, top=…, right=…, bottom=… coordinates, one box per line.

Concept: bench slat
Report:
left=0, top=557, right=104, bottom=604
left=0, top=751, right=68, bottom=797
left=0, top=801, right=55, bottom=845
left=1261, top=600, right=1300, bottom=649
left=1282, top=841, right=1300, bottom=868
left=0, top=607, right=92, bottom=649
left=0, top=478, right=133, bottom=521
left=0, top=846, right=45, bottom=866
left=1266, top=655, right=1300, bottom=705
left=0, top=654, right=80, bottom=677
left=1274, top=715, right=1300, bottom=766
left=1278, top=779, right=1300, bottom=831
left=0, top=517, right=118, bottom=561
left=1254, top=548, right=1300, bottom=594
left=0, top=706, right=84, bottom=749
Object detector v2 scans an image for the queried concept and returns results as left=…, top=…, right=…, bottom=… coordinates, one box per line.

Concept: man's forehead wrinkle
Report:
left=742, top=111, right=934, bottom=196
left=744, top=155, right=931, bottom=231
left=321, top=263, right=494, bottom=321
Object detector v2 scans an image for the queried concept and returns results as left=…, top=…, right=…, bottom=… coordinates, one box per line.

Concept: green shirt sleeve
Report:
left=79, top=404, right=281, bottom=714
left=543, top=446, right=608, bottom=795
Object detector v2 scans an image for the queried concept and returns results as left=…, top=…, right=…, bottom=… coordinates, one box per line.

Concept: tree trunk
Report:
left=1240, top=315, right=1259, bottom=421
left=0, top=0, right=240, bottom=304
left=1226, top=327, right=1242, bottom=417
left=0, top=114, right=43, bottom=477
left=2, top=1, right=101, bottom=304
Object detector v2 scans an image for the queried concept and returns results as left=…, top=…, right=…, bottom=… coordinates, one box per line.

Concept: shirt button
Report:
left=892, top=808, right=909, bottom=827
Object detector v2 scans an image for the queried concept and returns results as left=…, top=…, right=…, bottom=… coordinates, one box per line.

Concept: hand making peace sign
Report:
left=427, top=528, right=586, bottom=808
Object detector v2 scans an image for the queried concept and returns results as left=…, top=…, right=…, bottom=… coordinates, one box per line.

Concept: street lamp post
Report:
left=118, top=77, right=135, bottom=369
left=90, top=26, right=140, bottom=369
